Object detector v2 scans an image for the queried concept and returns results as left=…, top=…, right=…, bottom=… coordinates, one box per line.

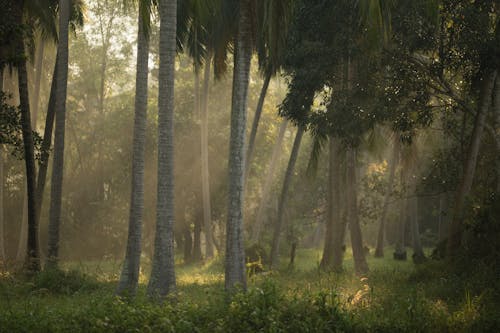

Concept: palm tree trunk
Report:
left=32, top=40, right=45, bottom=127
left=269, top=126, right=304, bottom=269
left=447, top=70, right=497, bottom=257
left=0, top=70, right=5, bottom=263
left=492, top=76, right=500, bottom=194
left=320, top=137, right=342, bottom=271
left=346, top=147, right=369, bottom=275
left=244, top=71, right=272, bottom=183
left=35, top=55, right=58, bottom=223
left=394, top=170, right=407, bottom=260
left=251, top=119, right=288, bottom=242
left=225, top=0, right=253, bottom=291
left=117, top=9, right=150, bottom=297
left=147, top=0, right=177, bottom=299
left=375, top=134, right=400, bottom=257
left=200, top=56, right=215, bottom=258
left=47, top=0, right=70, bottom=268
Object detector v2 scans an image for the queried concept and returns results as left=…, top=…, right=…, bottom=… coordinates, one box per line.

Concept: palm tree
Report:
left=447, top=69, right=498, bottom=257
left=225, top=0, right=253, bottom=291
left=269, top=125, right=305, bottom=269
left=46, top=0, right=71, bottom=268
left=251, top=119, right=288, bottom=242
left=147, top=0, right=177, bottom=299
left=117, top=0, right=153, bottom=297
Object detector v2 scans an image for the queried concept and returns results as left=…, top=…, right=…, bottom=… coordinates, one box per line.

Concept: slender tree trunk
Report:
left=394, top=171, right=407, bottom=260
left=225, top=0, right=253, bottom=291
left=0, top=70, right=5, bottom=263
left=492, top=76, right=500, bottom=194
left=147, top=0, right=177, bottom=299
left=117, top=10, right=150, bottom=297
left=270, top=126, right=304, bottom=269
left=32, top=40, right=45, bottom=127
left=448, top=70, right=497, bottom=257
left=201, top=54, right=215, bottom=258
left=244, top=72, right=272, bottom=183
left=346, top=147, right=368, bottom=275
left=251, top=119, right=288, bottom=242
left=192, top=209, right=202, bottom=261
left=47, top=0, right=70, bottom=269
left=320, top=137, right=341, bottom=270
left=183, top=226, right=193, bottom=263
left=13, top=1, right=40, bottom=272
left=35, top=55, right=58, bottom=223
left=375, top=135, right=400, bottom=257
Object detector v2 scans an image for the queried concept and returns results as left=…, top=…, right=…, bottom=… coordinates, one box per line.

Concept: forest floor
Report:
left=1, top=248, right=499, bottom=332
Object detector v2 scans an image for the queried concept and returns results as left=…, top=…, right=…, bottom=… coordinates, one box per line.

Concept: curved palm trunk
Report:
left=374, top=135, right=400, bottom=257
left=447, top=70, right=497, bottom=257
left=201, top=55, right=215, bottom=258
left=47, top=0, right=70, bottom=269
left=147, top=0, right=177, bottom=299
left=251, top=119, right=288, bottom=242
left=244, top=71, right=272, bottom=183
left=225, top=0, right=253, bottom=291
left=13, top=0, right=40, bottom=272
left=269, top=126, right=304, bottom=269
left=346, top=147, right=368, bottom=275
left=320, top=137, right=342, bottom=271
left=35, top=55, right=58, bottom=223
left=117, top=10, right=150, bottom=297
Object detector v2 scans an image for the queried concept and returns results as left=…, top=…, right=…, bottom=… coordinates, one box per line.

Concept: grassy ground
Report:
left=0, top=247, right=498, bottom=332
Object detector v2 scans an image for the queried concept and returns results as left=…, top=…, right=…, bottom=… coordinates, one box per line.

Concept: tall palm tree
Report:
left=117, top=0, right=153, bottom=297
left=46, top=0, right=71, bottom=268
left=147, top=0, right=177, bottom=299
left=225, top=0, right=253, bottom=291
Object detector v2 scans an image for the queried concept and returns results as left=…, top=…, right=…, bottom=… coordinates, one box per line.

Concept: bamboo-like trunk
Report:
left=270, top=126, right=304, bottom=269
left=375, top=135, right=400, bottom=257
left=117, top=9, right=150, bottom=297
left=447, top=70, right=497, bottom=257
left=147, top=0, right=177, bottom=299
left=244, top=72, right=272, bottom=183
left=251, top=119, right=288, bottom=242
left=47, top=0, right=71, bottom=269
left=320, top=137, right=342, bottom=270
left=346, top=147, right=369, bottom=275
left=200, top=56, right=215, bottom=258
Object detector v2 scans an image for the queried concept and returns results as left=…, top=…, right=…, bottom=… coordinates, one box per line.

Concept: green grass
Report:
left=1, top=248, right=499, bottom=332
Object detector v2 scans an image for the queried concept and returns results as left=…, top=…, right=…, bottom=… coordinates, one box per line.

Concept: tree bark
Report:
left=200, top=55, right=215, bottom=258
left=394, top=170, right=407, bottom=260
left=117, top=9, right=150, bottom=297
left=46, top=0, right=70, bottom=269
left=375, top=135, right=400, bottom=257
left=147, top=0, right=177, bottom=299
left=447, top=70, right=497, bottom=257
left=320, top=137, right=342, bottom=271
left=13, top=0, right=40, bottom=272
left=251, top=119, right=287, bottom=242
left=269, top=126, right=304, bottom=269
left=225, top=0, right=253, bottom=291
left=492, top=76, right=500, bottom=194
left=346, top=147, right=369, bottom=275
left=35, top=55, right=58, bottom=223
left=0, top=69, right=5, bottom=263
left=244, top=71, right=272, bottom=183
